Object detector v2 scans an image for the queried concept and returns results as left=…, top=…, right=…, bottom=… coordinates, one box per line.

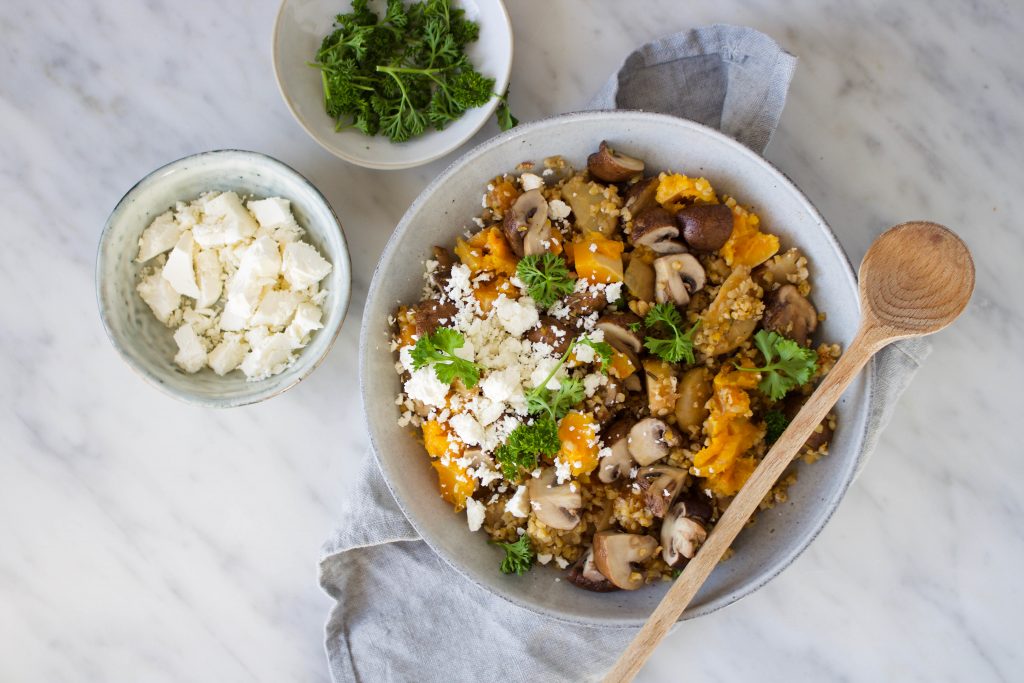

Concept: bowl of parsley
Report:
left=359, top=110, right=874, bottom=625
left=273, top=0, right=514, bottom=169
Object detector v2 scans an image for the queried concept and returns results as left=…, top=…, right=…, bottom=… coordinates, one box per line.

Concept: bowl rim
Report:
left=96, top=148, right=352, bottom=408
left=359, top=110, right=875, bottom=625
left=271, top=0, right=514, bottom=170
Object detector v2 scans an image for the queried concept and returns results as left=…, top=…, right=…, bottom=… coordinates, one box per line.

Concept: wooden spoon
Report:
left=604, top=222, right=974, bottom=682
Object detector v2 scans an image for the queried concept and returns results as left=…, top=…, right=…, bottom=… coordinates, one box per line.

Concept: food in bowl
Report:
left=390, top=141, right=841, bottom=591
left=135, top=191, right=332, bottom=380
left=310, top=0, right=515, bottom=143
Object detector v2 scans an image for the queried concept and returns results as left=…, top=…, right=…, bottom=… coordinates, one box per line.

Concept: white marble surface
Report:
left=1, top=0, right=1021, bottom=680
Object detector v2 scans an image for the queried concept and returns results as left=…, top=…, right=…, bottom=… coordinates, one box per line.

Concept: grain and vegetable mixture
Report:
left=391, top=142, right=839, bottom=591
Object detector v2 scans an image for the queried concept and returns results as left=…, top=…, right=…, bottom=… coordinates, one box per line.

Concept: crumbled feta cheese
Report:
left=537, top=553, right=553, bottom=565
left=194, top=191, right=258, bottom=248
left=554, top=556, right=569, bottom=569
left=554, top=457, right=572, bottom=484
left=162, top=231, right=201, bottom=298
left=481, top=367, right=521, bottom=403
left=195, top=249, right=223, bottom=309
left=505, top=485, right=530, bottom=518
left=574, top=343, right=596, bottom=364
left=250, top=289, right=303, bottom=328
left=137, top=270, right=181, bottom=324
left=605, top=282, right=623, bottom=303
left=207, top=333, right=249, bottom=375
left=282, top=241, right=332, bottom=290
left=247, top=197, right=295, bottom=230
left=465, top=498, right=485, bottom=532
left=172, top=323, right=207, bottom=373
left=286, top=302, right=323, bottom=344
left=548, top=199, right=571, bottom=221
left=583, top=373, right=607, bottom=397
left=450, top=413, right=485, bottom=446
left=137, top=211, right=183, bottom=262
left=494, top=296, right=539, bottom=336
left=240, top=331, right=294, bottom=380
left=404, top=367, right=448, bottom=407
left=520, top=173, right=544, bottom=191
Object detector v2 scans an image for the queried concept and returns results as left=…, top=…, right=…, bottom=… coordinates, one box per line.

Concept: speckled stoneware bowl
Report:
left=360, top=111, right=874, bottom=625
left=97, top=150, right=351, bottom=408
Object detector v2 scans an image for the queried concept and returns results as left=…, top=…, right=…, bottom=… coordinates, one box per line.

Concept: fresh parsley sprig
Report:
left=764, top=409, right=789, bottom=444
left=643, top=303, right=700, bottom=364
left=490, top=535, right=535, bottom=575
left=410, top=327, right=482, bottom=388
left=310, top=0, right=516, bottom=143
left=516, top=253, right=575, bottom=308
left=525, top=336, right=612, bottom=420
left=494, top=418, right=560, bottom=480
left=737, top=330, right=818, bottom=401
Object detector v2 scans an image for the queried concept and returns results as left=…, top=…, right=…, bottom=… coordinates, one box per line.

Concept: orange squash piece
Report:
left=655, top=173, right=717, bottom=206
left=422, top=420, right=457, bottom=460
left=608, top=350, right=636, bottom=380
left=455, top=227, right=518, bottom=276
left=432, top=457, right=476, bottom=511
left=473, top=275, right=516, bottom=313
left=692, top=366, right=764, bottom=497
left=573, top=233, right=624, bottom=284
left=719, top=201, right=779, bottom=268
left=558, top=411, right=600, bottom=476
left=395, top=306, right=418, bottom=348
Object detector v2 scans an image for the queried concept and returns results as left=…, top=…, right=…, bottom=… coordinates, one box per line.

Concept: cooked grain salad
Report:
left=390, top=142, right=840, bottom=591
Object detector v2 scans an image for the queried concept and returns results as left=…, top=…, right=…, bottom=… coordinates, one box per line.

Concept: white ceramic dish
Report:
left=97, top=149, right=351, bottom=408
left=273, top=0, right=513, bottom=170
left=360, top=111, right=875, bottom=625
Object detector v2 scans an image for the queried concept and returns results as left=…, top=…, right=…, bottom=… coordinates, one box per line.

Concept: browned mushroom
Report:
left=592, top=531, right=658, bottom=590
left=410, top=298, right=457, bottom=337
left=636, top=465, right=688, bottom=517
left=596, top=311, right=644, bottom=372
left=564, top=288, right=608, bottom=318
left=630, top=208, right=687, bottom=254
left=661, top=498, right=710, bottom=568
left=525, top=316, right=575, bottom=355
left=675, top=204, right=734, bottom=252
left=623, top=177, right=659, bottom=217
left=430, top=245, right=456, bottom=285
left=674, top=367, right=713, bottom=432
left=598, top=416, right=637, bottom=483
left=587, top=141, right=645, bottom=183
left=567, top=546, right=618, bottom=592
left=653, top=253, right=706, bottom=306
left=762, top=284, right=818, bottom=346
left=502, top=189, right=550, bottom=257
left=627, top=417, right=678, bottom=466
left=527, top=469, right=582, bottom=530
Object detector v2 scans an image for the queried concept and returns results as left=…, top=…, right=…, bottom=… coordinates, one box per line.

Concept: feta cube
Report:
left=520, top=173, right=544, bottom=191
left=286, top=302, right=323, bottom=344
left=207, top=333, right=249, bottom=376
left=465, top=497, right=485, bottom=532
left=250, top=289, right=303, bottom=328
left=195, top=249, right=223, bottom=309
left=137, top=270, right=181, bottom=324
left=173, top=323, right=207, bottom=373
left=161, top=231, right=200, bottom=298
left=494, top=296, right=539, bottom=336
left=247, top=197, right=295, bottom=229
left=450, top=413, right=485, bottom=446
left=240, top=332, right=295, bottom=380
left=504, top=486, right=530, bottom=518
left=282, top=241, right=331, bottom=290
left=137, top=210, right=183, bottom=262
left=193, top=191, right=258, bottom=248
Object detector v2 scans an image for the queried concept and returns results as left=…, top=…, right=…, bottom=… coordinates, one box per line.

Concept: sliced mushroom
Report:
left=430, top=245, right=456, bottom=284
left=643, top=359, right=678, bottom=418
left=675, top=204, right=734, bottom=252
left=596, top=312, right=643, bottom=355
left=502, top=189, right=550, bottom=257
left=623, top=256, right=656, bottom=302
left=561, top=174, right=617, bottom=236
left=661, top=499, right=709, bottom=568
left=567, top=547, right=619, bottom=592
left=564, top=288, right=608, bottom=317
left=598, top=417, right=637, bottom=483
left=630, top=208, right=686, bottom=254
left=623, top=177, right=659, bottom=217
left=410, top=298, right=457, bottom=337
left=627, top=417, right=679, bottom=466
left=526, top=316, right=575, bottom=354
left=527, top=469, right=582, bottom=530
left=636, top=465, right=688, bottom=517
left=674, top=367, right=712, bottom=431
left=762, top=284, right=818, bottom=346
left=592, top=531, right=658, bottom=590
left=653, top=253, right=706, bottom=306
left=587, top=141, right=645, bottom=183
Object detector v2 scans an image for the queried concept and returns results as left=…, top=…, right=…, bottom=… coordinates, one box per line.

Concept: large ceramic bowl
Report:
left=360, top=111, right=873, bottom=625
left=97, top=149, right=352, bottom=408
left=273, top=0, right=513, bottom=170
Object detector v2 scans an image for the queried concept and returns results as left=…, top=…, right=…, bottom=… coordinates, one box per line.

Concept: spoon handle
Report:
left=603, top=325, right=885, bottom=683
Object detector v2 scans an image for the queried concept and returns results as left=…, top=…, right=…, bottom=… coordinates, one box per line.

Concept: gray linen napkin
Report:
left=320, top=25, right=931, bottom=683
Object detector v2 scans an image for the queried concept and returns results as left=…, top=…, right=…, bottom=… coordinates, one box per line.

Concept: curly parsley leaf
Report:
left=576, top=337, right=614, bottom=373
left=738, top=330, right=818, bottom=401
left=764, top=409, right=789, bottom=444
left=643, top=303, right=699, bottom=364
left=524, top=335, right=606, bottom=420
left=490, top=534, right=535, bottom=575
left=409, top=327, right=482, bottom=388
left=494, top=418, right=560, bottom=480
left=516, top=253, right=575, bottom=308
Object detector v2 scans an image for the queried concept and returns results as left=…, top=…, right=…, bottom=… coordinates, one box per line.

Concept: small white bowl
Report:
left=272, top=0, right=513, bottom=170
left=97, top=150, right=352, bottom=408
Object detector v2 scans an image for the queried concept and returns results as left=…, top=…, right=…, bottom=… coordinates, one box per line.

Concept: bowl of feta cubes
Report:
left=97, top=149, right=351, bottom=407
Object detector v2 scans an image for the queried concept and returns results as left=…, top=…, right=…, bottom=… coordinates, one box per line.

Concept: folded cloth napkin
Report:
left=320, top=24, right=931, bottom=683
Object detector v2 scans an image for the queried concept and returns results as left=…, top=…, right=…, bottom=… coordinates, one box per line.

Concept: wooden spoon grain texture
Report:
left=603, top=222, right=974, bottom=683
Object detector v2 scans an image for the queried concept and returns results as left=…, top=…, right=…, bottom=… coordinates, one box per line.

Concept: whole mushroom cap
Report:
left=675, top=204, right=735, bottom=252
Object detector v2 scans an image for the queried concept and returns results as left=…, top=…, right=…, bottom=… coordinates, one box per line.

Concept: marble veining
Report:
left=1, top=0, right=1021, bottom=681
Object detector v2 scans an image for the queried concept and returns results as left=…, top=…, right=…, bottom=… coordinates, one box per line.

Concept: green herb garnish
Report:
left=491, top=535, right=535, bottom=575
left=643, top=303, right=699, bottom=364
left=525, top=336, right=609, bottom=419
left=575, top=337, right=614, bottom=373
left=410, top=327, right=482, bottom=388
left=738, top=330, right=818, bottom=401
left=764, top=409, right=789, bottom=444
left=310, top=0, right=516, bottom=142
left=516, top=253, right=576, bottom=308
left=494, top=418, right=560, bottom=480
